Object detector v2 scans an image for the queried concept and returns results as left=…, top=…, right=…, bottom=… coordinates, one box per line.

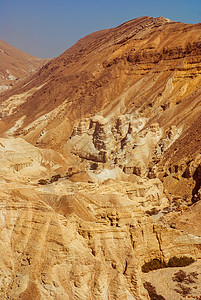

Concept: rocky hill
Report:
left=0, top=16, right=201, bottom=299
left=0, top=40, right=49, bottom=93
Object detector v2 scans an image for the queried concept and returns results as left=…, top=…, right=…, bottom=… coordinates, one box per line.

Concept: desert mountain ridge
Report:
left=1, top=15, right=201, bottom=201
left=0, top=16, right=201, bottom=299
left=0, top=39, right=49, bottom=93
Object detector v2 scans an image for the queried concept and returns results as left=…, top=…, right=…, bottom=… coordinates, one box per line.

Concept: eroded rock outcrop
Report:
left=66, top=114, right=163, bottom=178
left=1, top=16, right=201, bottom=299
left=0, top=168, right=201, bottom=299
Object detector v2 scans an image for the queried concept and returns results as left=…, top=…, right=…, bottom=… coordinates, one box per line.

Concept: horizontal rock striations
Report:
left=1, top=16, right=201, bottom=299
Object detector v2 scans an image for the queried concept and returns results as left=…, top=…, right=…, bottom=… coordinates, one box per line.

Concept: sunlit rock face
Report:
left=1, top=16, right=201, bottom=299
left=66, top=114, right=161, bottom=177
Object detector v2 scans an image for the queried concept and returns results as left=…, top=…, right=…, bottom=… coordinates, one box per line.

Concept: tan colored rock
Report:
left=1, top=16, right=201, bottom=299
left=0, top=136, right=200, bottom=299
left=144, top=260, right=201, bottom=299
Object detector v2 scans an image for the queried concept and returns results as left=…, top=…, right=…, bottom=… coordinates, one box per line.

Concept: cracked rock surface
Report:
left=1, top=16, right=201, bottom=299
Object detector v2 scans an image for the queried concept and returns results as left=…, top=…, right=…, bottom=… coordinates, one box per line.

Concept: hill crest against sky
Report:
left=1, top=15, right=201, bottom=299
left=1, top=0, right=201, bottom=57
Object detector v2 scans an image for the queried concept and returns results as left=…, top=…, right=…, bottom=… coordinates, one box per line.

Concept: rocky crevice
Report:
left=67, top=114, right=162, bottom=176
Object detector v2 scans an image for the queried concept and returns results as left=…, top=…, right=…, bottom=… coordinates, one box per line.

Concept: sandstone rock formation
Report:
left=0, top=16, right=201, bottom=299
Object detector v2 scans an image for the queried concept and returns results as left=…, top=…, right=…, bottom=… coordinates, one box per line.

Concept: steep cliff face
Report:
left=1, top=17, right=201, bottom=199
left=1, top=138, right=201, bottom=300
left=1, top=17, right=201, bottom=299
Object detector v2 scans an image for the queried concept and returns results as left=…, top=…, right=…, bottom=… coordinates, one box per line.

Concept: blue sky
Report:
left=1, top=0, right=201, bottom=58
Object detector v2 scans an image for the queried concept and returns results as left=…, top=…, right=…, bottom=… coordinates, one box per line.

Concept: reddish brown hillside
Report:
left=0, top=40, right=49, bottom=93
left=1, top=16, right=201, bottom=201
left=1, top=17, right=201, bottom=300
